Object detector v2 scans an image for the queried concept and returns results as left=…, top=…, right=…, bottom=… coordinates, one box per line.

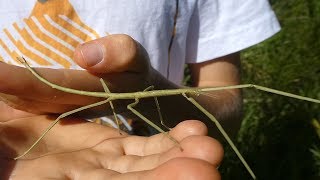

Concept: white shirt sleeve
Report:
left=185, top=0, right=281, bottom=63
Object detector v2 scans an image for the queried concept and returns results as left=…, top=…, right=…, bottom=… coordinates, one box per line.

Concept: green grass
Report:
left=219, top=0, right=320, bottom=179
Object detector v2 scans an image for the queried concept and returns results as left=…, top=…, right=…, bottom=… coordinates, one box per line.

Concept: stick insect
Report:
left=12, top=57, right=320, bottom=179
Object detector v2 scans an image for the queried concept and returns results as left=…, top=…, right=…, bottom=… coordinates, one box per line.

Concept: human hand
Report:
left=0, top=103, right=223, bottom=180
left=0, top=34, right=167, bottom=116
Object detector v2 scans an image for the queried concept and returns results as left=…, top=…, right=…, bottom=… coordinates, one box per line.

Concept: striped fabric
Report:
left=0, top=0, right=136, bottom=133
left=0, top=0, right=99, bottom=68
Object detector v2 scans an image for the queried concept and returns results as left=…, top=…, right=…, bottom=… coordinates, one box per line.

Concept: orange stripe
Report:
left=65, top=16, right=100, bottom=41
left=12, top=23, right=71, bottom=68
left=24, top=18, right=74, bottom=58
left=50, top=15, right=89, bottom=41
left=3, top=29, right=51, bottom=66
left=0, top=53, right=12, bottom=65
left=15, top=40, right=53, bottom=66
left=29, top=0, right=100, bottom=41
left=37, top=16, right=80, bottom=48
left=0, top=38, right=20, bottom=64
left=30, top=0, right=74, bottom=17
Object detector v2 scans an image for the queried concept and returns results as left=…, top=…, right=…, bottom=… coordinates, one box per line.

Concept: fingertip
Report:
left=163, top=135, right=224, bottom=167
left=73, top=45, right=85, bottom=68
left=179, top=136, right=224, bottom=167
left=74, top=41, right=104, bottom=70
left=74, top=34, right=142, bottom=74
left=171, top=120, right=208, bottom=139
left=148, top=158, right=221, bottom=180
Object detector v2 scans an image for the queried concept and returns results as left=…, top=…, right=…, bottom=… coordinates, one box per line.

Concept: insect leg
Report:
left=143, top=86, right=171, bottom=131
left=127, top=97, right=181, bottom=150
left=182, top=93, right=256, bottom=180
left=14, top=99, right=110, bottom=160
left=99, top=79, right=123, bottom=134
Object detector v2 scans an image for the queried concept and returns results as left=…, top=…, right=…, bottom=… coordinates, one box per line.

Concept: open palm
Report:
left=0, top=102, right=223, bottom=180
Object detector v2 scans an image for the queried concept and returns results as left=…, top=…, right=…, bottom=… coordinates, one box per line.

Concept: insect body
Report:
left=14, top=57, right=320, bottom=179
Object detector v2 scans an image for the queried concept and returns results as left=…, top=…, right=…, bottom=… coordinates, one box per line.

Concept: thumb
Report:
left=74, top=34, right=149, bottom=74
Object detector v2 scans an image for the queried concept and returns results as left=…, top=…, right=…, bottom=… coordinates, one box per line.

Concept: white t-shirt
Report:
left=0, top=0, right=280, bottom=84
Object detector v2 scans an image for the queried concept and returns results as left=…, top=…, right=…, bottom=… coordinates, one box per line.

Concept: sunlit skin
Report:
left=0, top=34, right=228, bottom=179
left=0, top=101, right=222, bottom=180
left=0, top=35, right=242, bottom=135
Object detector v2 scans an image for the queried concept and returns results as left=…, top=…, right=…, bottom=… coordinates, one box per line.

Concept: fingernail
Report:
left=80, top=42, right=104, bottom=67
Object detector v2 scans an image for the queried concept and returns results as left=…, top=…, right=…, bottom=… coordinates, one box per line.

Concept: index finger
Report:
left=0, top=62, right=103, bottom=105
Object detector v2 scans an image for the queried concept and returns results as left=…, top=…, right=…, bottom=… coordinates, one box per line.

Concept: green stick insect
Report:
left=13, top=57, right=320, bottom=180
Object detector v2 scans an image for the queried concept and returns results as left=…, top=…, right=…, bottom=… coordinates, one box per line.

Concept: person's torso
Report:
left=0, top=0, right=198, bottom=84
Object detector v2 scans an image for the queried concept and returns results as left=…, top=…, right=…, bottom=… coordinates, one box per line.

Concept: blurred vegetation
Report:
left=218, top=0, right=320, bottom=179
